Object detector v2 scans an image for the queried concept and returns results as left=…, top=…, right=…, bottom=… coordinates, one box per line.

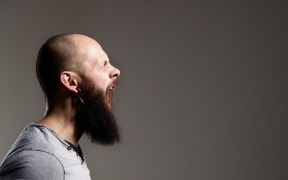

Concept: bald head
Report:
left=36, top=33, right=101, bottom=100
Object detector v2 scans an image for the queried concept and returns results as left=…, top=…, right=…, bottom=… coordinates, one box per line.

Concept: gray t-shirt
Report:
left=0, top=123, right=91, bottom=180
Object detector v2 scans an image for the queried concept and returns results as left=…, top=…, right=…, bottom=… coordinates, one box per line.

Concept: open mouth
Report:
left=105, top=82, right=117, bottom=109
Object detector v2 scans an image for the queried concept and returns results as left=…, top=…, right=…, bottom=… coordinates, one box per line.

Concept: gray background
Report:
left=0, top=1, right=287, bottom=180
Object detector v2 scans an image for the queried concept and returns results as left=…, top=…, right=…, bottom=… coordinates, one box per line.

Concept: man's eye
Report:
left=104, top=61, right=107, bottom=66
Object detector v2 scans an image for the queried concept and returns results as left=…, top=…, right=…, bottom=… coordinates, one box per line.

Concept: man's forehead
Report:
left=87, top=44, right=108, bottom=60
left=66, top=34, right=109, bottom=66
left=78, top=44, right=108, bottom=69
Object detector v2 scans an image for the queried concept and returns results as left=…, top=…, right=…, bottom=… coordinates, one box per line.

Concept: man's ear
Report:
left=60, top=71, right=80, bottom=93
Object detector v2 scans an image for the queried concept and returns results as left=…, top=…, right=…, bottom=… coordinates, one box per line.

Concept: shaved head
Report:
left=36, top=34, right=93, bottom=100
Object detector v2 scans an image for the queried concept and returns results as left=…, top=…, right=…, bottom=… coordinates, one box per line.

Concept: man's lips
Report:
left=105, top=81, right=118, bottom=109
left=107, top=82, right=117, bottom=93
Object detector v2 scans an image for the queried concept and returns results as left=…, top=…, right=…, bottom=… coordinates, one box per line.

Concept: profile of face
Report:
left=73, top=37, right=121, bottom=145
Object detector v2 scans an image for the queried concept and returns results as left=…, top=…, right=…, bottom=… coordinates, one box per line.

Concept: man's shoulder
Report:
left=0, top=123, right=67, bottom=179
left=0, top=123, right=91, bottom=180
left=0, top=149, right=64, bottom=180
left=12, top=123, right=66, bottom=151
left=2, top=123, right=69, bottom=163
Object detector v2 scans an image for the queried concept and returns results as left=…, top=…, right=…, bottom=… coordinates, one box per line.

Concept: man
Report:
left=0, top=34, right=121, bottom=179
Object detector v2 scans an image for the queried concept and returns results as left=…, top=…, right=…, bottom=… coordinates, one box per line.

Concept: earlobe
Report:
left=60, top=71, right=79, bottom=93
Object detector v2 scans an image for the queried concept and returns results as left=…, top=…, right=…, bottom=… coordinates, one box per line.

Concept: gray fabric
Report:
left=0, top=123, right=91, bottom=180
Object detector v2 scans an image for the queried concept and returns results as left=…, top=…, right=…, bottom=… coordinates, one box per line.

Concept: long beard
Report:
left=75, top=80, right=120, bottom=145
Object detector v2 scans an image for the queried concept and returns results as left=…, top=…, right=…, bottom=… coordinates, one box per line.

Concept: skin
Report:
left=37, top=34, right=120, bottom=145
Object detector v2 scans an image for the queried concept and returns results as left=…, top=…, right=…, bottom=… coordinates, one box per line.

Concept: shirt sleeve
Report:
left=0, top=150, right=65, bottom=180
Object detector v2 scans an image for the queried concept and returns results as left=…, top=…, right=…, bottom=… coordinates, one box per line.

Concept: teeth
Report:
left=105, top=84, right=116, bottom=108
left=107, top=82, right=117, bottom=97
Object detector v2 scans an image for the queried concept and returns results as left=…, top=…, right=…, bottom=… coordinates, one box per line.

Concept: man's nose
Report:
left=110, top=66, right=120, bottom=79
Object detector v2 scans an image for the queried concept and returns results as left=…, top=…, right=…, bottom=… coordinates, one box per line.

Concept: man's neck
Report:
left=37, top=109, right=82, bottom=145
